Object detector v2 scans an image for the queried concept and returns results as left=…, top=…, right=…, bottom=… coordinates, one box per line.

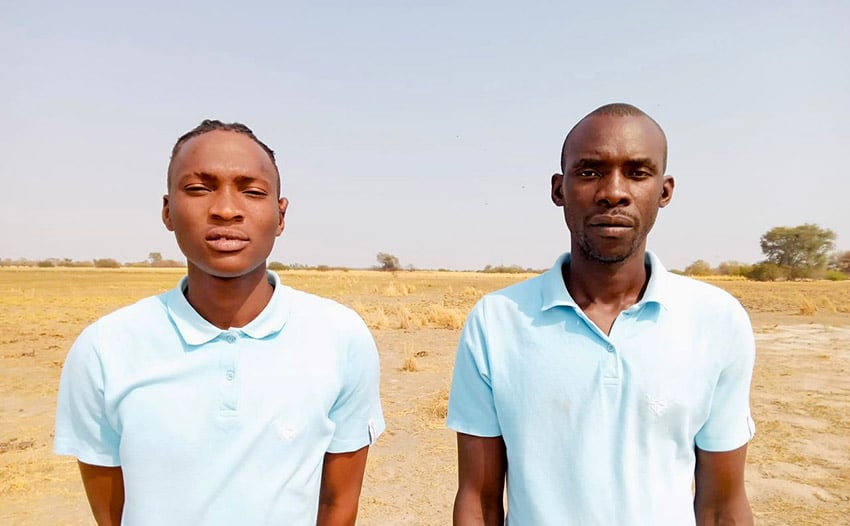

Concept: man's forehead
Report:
left=564, top=114, right=666, bottom=160
left=172, top=131, right=277, bottom=173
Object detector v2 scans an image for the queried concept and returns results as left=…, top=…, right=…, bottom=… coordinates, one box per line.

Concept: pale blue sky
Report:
left=2, top=1, right=848, bottom=270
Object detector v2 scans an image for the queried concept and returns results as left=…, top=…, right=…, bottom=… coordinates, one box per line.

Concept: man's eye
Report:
left=630, top=170, right=651, bottom=178
left=244, top=189, right=268, bottom=197
left=578, top=170, right=599, bottom=178
left=184, top=185, right=210, bottom=193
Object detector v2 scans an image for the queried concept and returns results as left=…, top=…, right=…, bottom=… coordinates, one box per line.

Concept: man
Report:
left=447, top=103, right=755, bottom=525
left=55, top=120, right=384, bottom=525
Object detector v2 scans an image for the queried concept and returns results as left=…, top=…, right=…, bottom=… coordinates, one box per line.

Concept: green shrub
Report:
left=825, top=269, right=848, bottom=281
left=267, top=261, right=290, bottom=271
left=745, top=262, right=786, bottom=281
left=481, top=264, right=527, bottom=274
left=93, top=258, right=121, bottom=268
left=683, top=259, right=713, bottom=276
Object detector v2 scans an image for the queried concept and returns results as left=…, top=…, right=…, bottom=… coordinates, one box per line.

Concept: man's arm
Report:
left=454, top=433, right=507, bottom=526
left=77, top=461, right=124, bottom=526
left=317, top=446, right=369, bottom=526
left=694, top=444, right=753, bottom=526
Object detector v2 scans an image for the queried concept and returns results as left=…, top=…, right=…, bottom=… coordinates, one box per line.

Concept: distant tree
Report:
left=760, top=224, right=836, bottom=279
left=148, top=252, right=163, bottom=264
left=37, top=259, right=55, bottom=268
left=683, top=259, right=713, bottom=276
left=376, top=252, right=401, bottom=271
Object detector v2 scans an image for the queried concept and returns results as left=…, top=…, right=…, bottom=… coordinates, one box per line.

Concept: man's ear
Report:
left=551, top=173, right=565, bottom=206
left=162, top=195, right=174, bottom=231
left=658, top=175, right=675, bottom=208
left=276, top=197, right=289, bottom=236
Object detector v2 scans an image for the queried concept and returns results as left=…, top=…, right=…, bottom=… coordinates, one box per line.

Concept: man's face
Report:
left=162, top=130, right=288, bottom=279
left=551, top=114, right=674, bottom=264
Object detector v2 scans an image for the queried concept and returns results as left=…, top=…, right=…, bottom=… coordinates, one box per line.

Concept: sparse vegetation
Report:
left=481, top=264, right=540, bottom=274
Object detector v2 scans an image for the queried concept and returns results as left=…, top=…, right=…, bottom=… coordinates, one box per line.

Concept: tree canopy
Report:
left=376, top=252, right=401, bottom=271
left=759, top=224, right=836, bottom=278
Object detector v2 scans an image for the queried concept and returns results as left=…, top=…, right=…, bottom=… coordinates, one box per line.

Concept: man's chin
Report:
left=578, top=241, right=637, bottom=265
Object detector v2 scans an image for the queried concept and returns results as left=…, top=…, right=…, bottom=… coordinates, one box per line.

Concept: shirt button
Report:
left=223, top=332, right=236, bottom=343
left=607, top=344, right=616, bottom=352
left=225, top=370, right=235, bottom=381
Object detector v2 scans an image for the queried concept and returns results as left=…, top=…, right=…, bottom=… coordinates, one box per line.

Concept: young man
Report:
left=55, top=120, right=384, bottom=525
left=447, top=104, right=756, bottom=525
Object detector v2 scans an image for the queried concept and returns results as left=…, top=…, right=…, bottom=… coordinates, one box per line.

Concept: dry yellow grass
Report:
left=400, top=354, right=419, bottom=372
left=2, top=268, right=849, bottom=525
left=798, top=296, right=818, bottom=315
left=701, top=277, right=850, bottom=314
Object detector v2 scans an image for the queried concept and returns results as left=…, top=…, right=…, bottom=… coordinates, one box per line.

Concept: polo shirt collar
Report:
left=640, top=250, right=671, bottom=310
left=165, top=271, right=290, bottom=346
left=540, top=253, right=577, bottom=311
left=540, top=251, right=671, bottom=312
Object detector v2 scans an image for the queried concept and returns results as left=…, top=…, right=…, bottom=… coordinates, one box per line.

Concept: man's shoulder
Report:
left=663, top=271, right=743, bottom=308
left=68, top=292, right=172, bottom=361
left=474, top=273, right=548, bottom=314
left=660, top=271, right=750, bottom=327
left=87, top=292, right=171, bottom=332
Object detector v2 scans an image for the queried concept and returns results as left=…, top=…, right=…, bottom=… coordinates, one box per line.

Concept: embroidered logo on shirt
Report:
left=645, top=394, right=668, bottom=417
left=275, top=420, right=298, bottom=442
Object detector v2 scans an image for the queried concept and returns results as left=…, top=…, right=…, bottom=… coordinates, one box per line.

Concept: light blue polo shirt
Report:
left=447, top=252, right=755, bottom=525
left=55, top=271, right=384, bottom=525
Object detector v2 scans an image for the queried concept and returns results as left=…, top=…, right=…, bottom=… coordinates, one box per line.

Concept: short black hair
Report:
left=167, top=119, right=280, bottom=194
left=560, top=103, right=667, bottom=173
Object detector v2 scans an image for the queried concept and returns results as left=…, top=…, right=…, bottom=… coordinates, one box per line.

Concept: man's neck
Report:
left=563, top=247, right=650, bottom=314
left=184, top=265, right=274, bottom=330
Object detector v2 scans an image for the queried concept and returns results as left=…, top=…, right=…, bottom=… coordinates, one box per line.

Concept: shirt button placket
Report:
left=602, top=341, right=620, bottom=384
left=220, top=331, right=240, bottom=414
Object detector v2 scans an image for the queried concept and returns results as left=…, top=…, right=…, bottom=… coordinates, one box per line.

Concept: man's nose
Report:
left=210, top=189, right=244, bottom=221
left=595, top=172, right=631, bottom=207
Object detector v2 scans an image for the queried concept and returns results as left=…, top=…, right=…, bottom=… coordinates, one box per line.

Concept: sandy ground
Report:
left=1, top=271, right=849, bottom=525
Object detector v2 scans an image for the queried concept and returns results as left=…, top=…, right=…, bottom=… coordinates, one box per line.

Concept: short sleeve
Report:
left=695, top=303, right=756, bottom=452
left=446, top=303, right=502, bottom=437
left=54, top=325, right=121, bottom=466
left=327, top=315, right=385, bottom=453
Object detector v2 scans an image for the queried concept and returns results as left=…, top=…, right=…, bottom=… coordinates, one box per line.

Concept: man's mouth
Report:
left=588, top=215, right=635, bottom=228
left=205, top=229, right=249, bottom=252
left=588, top=215, right=636, bottom=237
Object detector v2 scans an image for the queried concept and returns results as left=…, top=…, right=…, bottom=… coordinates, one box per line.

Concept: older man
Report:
left=448, top=103, right=755, bottom=525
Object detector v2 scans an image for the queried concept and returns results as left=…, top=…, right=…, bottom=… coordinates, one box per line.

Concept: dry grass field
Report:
left=1, top=268, right=849, bottom=525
